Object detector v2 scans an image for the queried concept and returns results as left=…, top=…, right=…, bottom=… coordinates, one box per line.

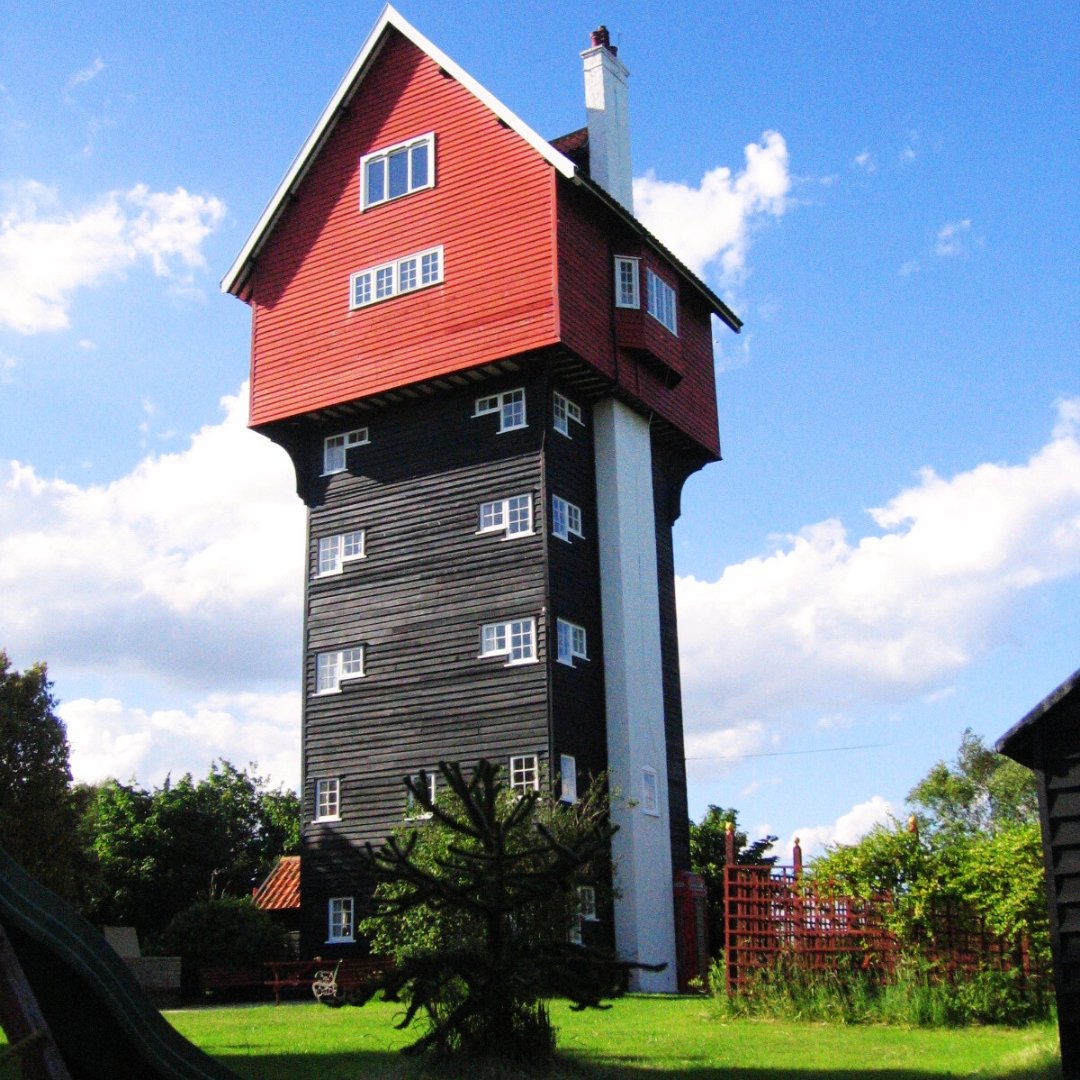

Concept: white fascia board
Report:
left=221, top=4, right=577, bottom=296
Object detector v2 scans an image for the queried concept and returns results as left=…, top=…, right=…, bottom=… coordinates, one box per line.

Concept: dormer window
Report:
left=646, top=269, right=677, bottom=335
left=361, top=133, right=435, bottom=209
left=614, top=256, right=640, bottom=308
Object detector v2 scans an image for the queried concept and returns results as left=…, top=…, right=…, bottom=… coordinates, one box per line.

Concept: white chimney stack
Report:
left=581, top=26, right=633, bottom=211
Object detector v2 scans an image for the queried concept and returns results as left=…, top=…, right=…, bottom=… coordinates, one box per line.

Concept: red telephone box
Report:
left=673, top=871, right=710, bottom=993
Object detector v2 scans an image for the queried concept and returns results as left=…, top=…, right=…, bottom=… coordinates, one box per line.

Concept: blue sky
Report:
left=1, top=2, right=1077, bottom=859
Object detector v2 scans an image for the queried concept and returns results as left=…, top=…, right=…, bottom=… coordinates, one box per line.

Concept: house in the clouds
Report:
left=222, top=5, right=739, bottom=991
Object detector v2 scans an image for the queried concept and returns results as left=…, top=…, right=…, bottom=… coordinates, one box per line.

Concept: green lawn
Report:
left=162, top=996, right=1062, bottom=1079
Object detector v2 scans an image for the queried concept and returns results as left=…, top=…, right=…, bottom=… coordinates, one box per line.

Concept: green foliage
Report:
left=353, top=761, right=651, bottom=1065
left=689, top=805, right=776, bottom=957
left=157, top=896, right=289, bottom=970
left=0, top=651, right=84, bottom=901
left=85, top=760, right=300, bottom=937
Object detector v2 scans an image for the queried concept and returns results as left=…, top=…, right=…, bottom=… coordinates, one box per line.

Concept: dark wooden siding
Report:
left=248, top=30, right=559, bottom=428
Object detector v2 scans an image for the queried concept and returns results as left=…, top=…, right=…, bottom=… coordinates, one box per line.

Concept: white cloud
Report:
left=633, top=131, right=790, bottom=283
left=60, top=690, right=301, bottom=789
left=854, top=150, right=876, bottom=173
left=935, top=218, right=972, bottom=257
left=67, top=58, right=105, bottom=91
left=789, top=795, right=895, bottom=860
left=0, top=383, right=305, bottom=688
left=899, top=259, right=920, bottom=277
left=0, top=180, right=226, bottom=334
left=677, top=399, right=1080, bottom=738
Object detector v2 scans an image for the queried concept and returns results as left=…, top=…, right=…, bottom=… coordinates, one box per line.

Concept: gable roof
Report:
left=251, top=854, right=300, bottom=911
left=221, top=4, right=740, bottom=332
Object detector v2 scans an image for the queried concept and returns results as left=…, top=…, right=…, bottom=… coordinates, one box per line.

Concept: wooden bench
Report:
left=200, top=965, right=267, bottom=998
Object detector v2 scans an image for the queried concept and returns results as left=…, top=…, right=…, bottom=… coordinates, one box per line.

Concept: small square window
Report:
left=559, top=754, right=577, bottom=804
left=315, top=647, right=365, bottom=694
left=323, top=429, right=369, bottom=475
left=405, top=771, right=437, bottom=819
left=556, top=619, right=588, bottom=667
left=552, top=495, right=584, bottom=542
left=478, top=494, right=532, bottom=539
left=314, top=778, right=340, bottom=821
left=317, top=529, right=366, bottom=577
left=510, top=753, right=539, bottom=793
left=328, top=896, right=354, bottom=942
left=641, top=767, right=660, bottom=817
left=614, top=256, right=640, bottom=309
left=480, top=618, right=536, bottom=665
left=553, top=392, right=583, bottom=438
left=474, top=389, right=526, bottom=433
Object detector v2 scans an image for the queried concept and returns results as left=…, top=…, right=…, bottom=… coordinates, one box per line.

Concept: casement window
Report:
left=328, top=896, right=354, bottom=942
left=314, top=778, right=340, bottom=821
left=552, top=392, right=583, bottom=437
left=351, top=246, right=443, bottom=309
left=480, top=619, right=537, bottom=665
left=551, top=495, right=584, bottom=542
left=474, top=388, right=526, bottom=432
left=405, top=771, right=437, bottom=820
left=323, top=429, right=369, bottom=475
left=360, top=132, right=434, bottom=209
left=570, top=884, right=596, bottom=945
left=477, top=494, right=532, bottom=539
left=315, top=648, right=365, bottom=694
left=559, top=754, right=578, bottom=804
left=614, top=256, right=640, bottom=309
left=641, top=767, right=660, bottom=817
left=646, top=268, right=678, bottom=335
left=509, top=753, right=540, bottom=793
left=556, top=619, right=588, bottom=668
left=317, top=530, right=366, bottom=576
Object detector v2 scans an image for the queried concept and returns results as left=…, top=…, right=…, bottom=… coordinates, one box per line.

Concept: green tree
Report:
left=87, top=760, right=299, bottom=939
left=0, top=651, right=82, bottom=900
left=689, top=806, right=776, bottom=958
left=353, top=760, right=654, bottom=1064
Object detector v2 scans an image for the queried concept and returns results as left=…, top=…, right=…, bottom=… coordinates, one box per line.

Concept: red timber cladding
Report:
left=247, top=31, right=560, bottom=428
left=555, top=180, right=721, bottom=459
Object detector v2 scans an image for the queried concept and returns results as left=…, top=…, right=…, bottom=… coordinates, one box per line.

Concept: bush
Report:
left=155, top=896, right=288, bottom=972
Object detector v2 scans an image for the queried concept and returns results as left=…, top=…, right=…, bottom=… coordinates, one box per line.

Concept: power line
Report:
left=686, top=742, right=885, bottom=761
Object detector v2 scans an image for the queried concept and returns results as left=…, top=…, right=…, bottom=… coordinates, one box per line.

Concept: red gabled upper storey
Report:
left=223, top=6, right=739, bottom=459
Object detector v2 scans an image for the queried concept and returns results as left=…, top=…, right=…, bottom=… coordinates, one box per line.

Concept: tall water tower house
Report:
left=223, top=6, right=740, bottom=991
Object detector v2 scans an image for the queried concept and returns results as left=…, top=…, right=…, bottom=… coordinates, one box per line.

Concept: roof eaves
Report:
left=221, top=4, right=576, bottom=297
left=570, top=173, right=742, bottom=333
left=996, top=664, right=1080, bottom=764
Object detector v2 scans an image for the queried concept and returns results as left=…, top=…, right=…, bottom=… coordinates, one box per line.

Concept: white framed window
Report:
left=315, top=647, right=365, bottom=694
left=314, top=778, right=340, bottom=821
left=323, top=429, right=369, bottom=475
left=559, top=754, right=577, bottom=804
left=646, top=268, right=677, bottom=335
left=510, top=753, right=540, bottom=793
left=405, top=771, right=437, bottom=820
left=351, top=246, right=443, bottom=309
left=360, top=132, right=434, bottom=209
left=477, top=494, right=532, bottom=539
left=556, top=620, right=588, bottom=668
left=317, top=530, right=366, bottom=576
left=552, top=392, right=583, bottom=437
left=641, top=767, right=660, bottom=816
left=614, top=256, right=640, bottom=309
left=474, top=388, right=526, bottom=432
left=328, top=896, right=354, bottom=942
left=570, top=885, right=597, bottom=945
left=480, top=619, right=537, bottom=665
left=551, top=495, right=584, bottom=542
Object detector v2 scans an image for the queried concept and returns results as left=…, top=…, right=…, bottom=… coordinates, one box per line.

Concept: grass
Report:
left=160, top=995, right=1063, bottom=1079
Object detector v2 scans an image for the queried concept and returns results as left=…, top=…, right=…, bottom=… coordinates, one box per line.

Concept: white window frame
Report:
left=614, top=255, right=640, bottom=309
left=314, top=778, right=340, bottom=822
left=477, top=494, right=532, bottom=539
left=556, top=619, right=588, bottom=668
left=327, top=896, right=354, bottom=943
left=509, top=753, right=540, bottom=793
left=551, top=495, right=584, bottom=542
left=559, top=754, right=577, bottom=804
left=473, top=388, right=526, bottom=432
left=315, top=647, right=365, bottom=694
left=552, top=392, right=583, bottom=438
left=323, top=429, right=369, bottom=475
left=480, top=619, right=537, bottom=666
left=641, top=766, right=660, bottom=817
left=646, top=268, right=678, bottom=335
left=578, top=884, right=597, bottom=921
left=316, top=530, right=366, bottom=576
left=351, top=246, right=443, bottom=310
left=360, top=132, right=435, bottom=210
left=405, top=771, right=437, bottom=820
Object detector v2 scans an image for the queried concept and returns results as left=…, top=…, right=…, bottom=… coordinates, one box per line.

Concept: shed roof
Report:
left=252, top=855, right=300, bottom=912
left=996, top=665, right=1080, bottom=768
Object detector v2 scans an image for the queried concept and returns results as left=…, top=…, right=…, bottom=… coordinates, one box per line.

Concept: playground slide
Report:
left=0, top=845, right=239, bottom=1080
